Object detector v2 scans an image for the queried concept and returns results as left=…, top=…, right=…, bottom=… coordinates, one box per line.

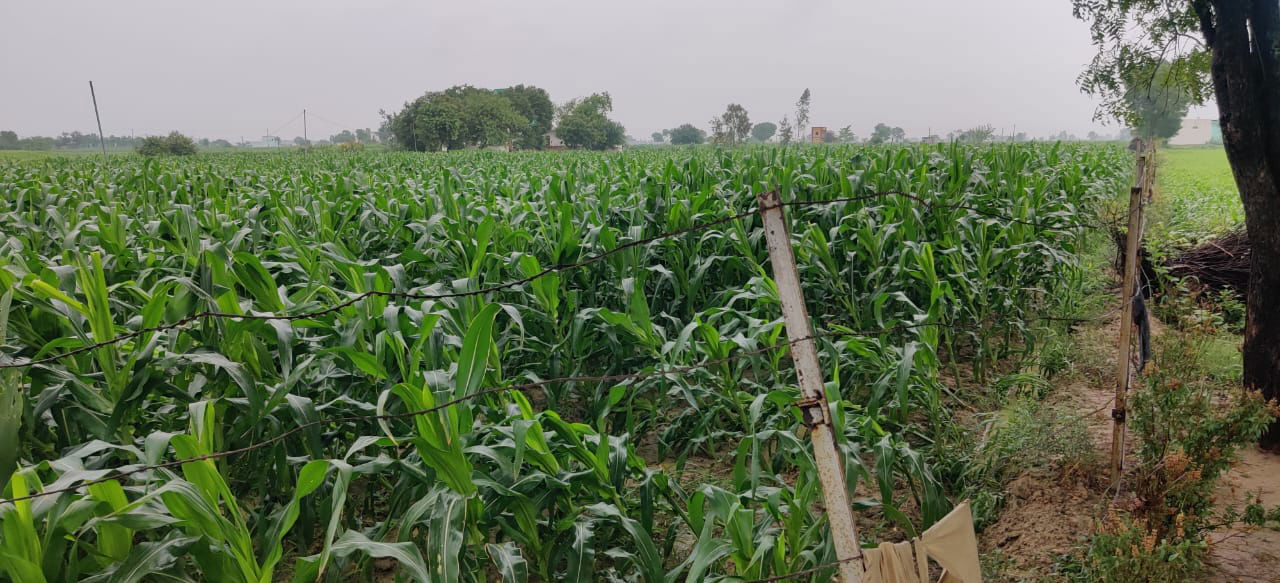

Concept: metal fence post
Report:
left=758, top=190, right=863, bottom=583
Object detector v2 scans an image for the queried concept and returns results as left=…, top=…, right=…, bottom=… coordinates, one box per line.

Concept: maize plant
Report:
left=0, top=143, right=1129, bottom=581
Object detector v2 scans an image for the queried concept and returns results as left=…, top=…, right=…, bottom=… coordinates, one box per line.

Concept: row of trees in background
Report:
left=0, top=129, right=389, bottom=151
left=381, top=85, right=625, bottom=152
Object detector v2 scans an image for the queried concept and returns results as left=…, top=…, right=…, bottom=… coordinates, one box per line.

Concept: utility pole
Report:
left=302, top=109, right=308, bottom=147
left=759, top=190, right=863, bottom=583
left=88, top=81, right=107, bottom=159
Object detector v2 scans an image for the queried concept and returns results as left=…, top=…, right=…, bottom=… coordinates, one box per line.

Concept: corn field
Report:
left=0, top=144, right=1130, bottom=582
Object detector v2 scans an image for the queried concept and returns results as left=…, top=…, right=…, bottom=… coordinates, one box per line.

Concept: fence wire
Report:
left=1, top=191, right=1078, bottom=370
left=0, top=322, right=965, bottom=506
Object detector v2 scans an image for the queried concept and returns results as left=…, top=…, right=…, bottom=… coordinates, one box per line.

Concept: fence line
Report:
left=784, top=191, right=1067, bottom=229
left=1, top=191, right=1084, bottom=370
left=0, top=321, right=968, bottom=506
left=0, top=312, right=1102, bottom=507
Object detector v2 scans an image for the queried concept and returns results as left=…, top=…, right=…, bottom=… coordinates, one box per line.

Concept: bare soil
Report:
left=1204, top=445, right=1280, bottom=582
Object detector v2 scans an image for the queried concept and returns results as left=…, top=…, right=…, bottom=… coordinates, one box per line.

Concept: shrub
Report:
left=1077, top=325, right=1277, bottom=582
left=137, top=131, right=197, bottom=156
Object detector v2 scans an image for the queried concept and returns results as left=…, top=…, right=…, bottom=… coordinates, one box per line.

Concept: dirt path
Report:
left=1204, top=446, right=1280, bottom=582
left=979, top=303, right=1280, bottom=581
left=1067, top=310, right=1280, bottom=582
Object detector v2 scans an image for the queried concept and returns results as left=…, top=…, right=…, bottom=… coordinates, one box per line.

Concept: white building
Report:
left=1168, top=119, right=1222, bottom=146
left=245, top=136, right=283, bottom=148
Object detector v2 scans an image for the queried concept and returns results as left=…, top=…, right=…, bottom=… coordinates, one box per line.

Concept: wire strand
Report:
left=0, top=324, right=946, bottom=505
left=0, top=191, right=1089, bottom=370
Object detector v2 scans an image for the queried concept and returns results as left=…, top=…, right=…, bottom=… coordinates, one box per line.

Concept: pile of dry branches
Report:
left=1167, top=228, right=1251, bottom=296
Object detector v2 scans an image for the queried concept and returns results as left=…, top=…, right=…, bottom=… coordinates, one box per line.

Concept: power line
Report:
left=269, top=111, right=304, bottom=137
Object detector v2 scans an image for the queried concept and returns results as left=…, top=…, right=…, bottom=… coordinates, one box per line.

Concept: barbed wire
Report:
left=0, top=190, right=1082, bottom=370
left=784, top=191, right=1069, bottom=229
left=0, top=323, right=952, bottom=506
left=0, top=208, right=758, bottom=369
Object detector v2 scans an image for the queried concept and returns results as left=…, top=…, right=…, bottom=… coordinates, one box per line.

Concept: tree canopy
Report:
left=137, top=132, right=197, bottom=156
left=498, top=85, right=555, bottom=150
left=667, top=124, right=705, bottom=145
left=385, top=84, right=550, bottom=152
left=751, top=122, right=777, bottom=142
left=720, top=104, right=751, bottom=145
left=554, top=93, right=626, bottom=151
left=868, top=123, right=905, bottom=145
left=1124, top=62, right=1194, bottom=139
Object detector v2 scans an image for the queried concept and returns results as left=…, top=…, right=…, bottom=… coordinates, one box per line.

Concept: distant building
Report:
left=1168, top=119, right=1222, bottom=146
left=547, top=131, right=567, bottom=150
left=810, top=127, right=827, bottom=144
left=922, top=135, right=942, bottom=144
left=246, top=135, right=282, bottom=148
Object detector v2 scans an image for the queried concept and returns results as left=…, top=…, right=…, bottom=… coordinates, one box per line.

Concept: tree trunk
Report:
left=1202, top=0, right=1280, bottom=447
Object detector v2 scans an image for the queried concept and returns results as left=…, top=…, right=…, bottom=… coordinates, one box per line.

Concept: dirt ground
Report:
left=1204, top=446, right=1280, bottom=582
left=978, top=308, right=1280, bottom=582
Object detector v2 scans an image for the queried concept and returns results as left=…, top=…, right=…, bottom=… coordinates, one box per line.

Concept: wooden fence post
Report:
left=758, top=190, right=863, bottom=583
left=1111, top=145, right=1149, bottom=485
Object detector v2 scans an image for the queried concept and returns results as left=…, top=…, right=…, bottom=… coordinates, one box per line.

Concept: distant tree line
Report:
left=0, top=130, right=139, bottom=151
left=381, top=85, right=625, bottom=152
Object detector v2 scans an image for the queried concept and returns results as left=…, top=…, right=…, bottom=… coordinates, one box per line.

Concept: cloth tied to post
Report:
left=860, top=501, right=982, bottom=583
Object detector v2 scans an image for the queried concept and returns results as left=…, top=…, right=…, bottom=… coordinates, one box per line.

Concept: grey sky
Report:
left=1, top=0, right=1213, bottom=142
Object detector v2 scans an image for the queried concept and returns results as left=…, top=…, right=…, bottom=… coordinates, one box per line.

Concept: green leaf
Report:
left=455, top=303, right=500, bottom=397
left=485, top=542, right=527, bottom=583
left=231, top=252, right=285, bottom=311
left=327, top=347, right=389, bottom=380
left=565, top=519, right=595, bottom=583
left=329, top=531, right=431, bottom=583
left=80, top=535, right=195, bottom=583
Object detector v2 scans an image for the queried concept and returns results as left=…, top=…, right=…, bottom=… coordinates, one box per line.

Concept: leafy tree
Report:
left=666, top=124, right=705, bottom=145
left=498, top=84, right=554, bottom=150
left=554, top=92, right=625, bottom=150
left=448, top=85, right=527, bottom=148
left=355, top=128, right=373, bottom=143
left=955, top=125, right=995, bottom=143
left=822, top=130, right=838, bottom=143
left=836, top=125, right=856, bottom=143
left=751, top=122, right=777, bottom=142
left=708, top=116, right=726, bottom=144
left=795, top=89, right=811, bottom=140
left=1124, top=62, right=1195, bottom=139
left=137, top=131, right=197, bottom=156
left=651, top=132, right=665, bottom=143
left=20, top=136, right=55, bottom=150
left=868, top=123, right=906, bottom=145
left=330, top=130, right=356, bottom=144
left=387, top=85, right=529, bottom=152
left=719, top=104, right=751, bottom=145
left=778, top=116, right=794, bottom=144
left=1074, top=0, right=1280, bottom=447
left=0, top=131, right=17, bottom=149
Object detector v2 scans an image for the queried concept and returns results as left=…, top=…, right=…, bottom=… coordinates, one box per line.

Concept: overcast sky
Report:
left=1, top=0, right=1216, bottom=142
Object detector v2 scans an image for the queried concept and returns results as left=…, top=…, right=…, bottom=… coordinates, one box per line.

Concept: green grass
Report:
left=1151, top=147, right=1244, bottom=249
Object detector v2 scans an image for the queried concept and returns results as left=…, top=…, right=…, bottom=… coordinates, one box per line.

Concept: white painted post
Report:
left=758, top=190, right=863, bottom=583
